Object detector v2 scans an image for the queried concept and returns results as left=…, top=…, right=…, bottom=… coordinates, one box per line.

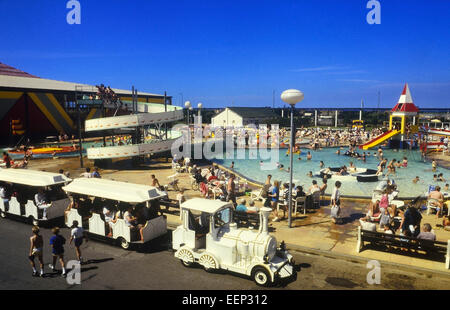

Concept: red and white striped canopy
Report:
left=391, top=83, right=419, bottom=113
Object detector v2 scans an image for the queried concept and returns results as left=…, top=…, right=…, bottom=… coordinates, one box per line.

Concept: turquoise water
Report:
left=212, top=148, right=449, bottom=198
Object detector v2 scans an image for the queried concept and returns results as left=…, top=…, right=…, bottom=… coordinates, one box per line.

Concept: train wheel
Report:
left=252, top=267, right=272, bottom=287
left=118, top=237, right=131, bottom=250
left=199, top=254, right=218, bottom=272
left=178, top=248, right=194, bottom=267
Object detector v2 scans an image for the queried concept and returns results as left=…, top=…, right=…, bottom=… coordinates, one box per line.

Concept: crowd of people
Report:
left=94, top=84, right=121, bottom=106
left=359, top=173, right=450, bottom=245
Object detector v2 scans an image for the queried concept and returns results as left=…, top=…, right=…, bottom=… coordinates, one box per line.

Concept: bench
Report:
left=159, top=198, right=180, bottom=211
left=234, top=211, right=260, bottom=228
left=356, top=226, right=450, bottom=269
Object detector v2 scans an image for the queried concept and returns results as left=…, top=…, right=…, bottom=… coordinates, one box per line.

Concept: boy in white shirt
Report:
left=69, top=220, right=88, bottom=263
left=330, top=181, right=342, bottom=223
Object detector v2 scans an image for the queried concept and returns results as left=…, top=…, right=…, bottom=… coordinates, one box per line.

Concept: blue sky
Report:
left=1, top=0, right=449, bottom=109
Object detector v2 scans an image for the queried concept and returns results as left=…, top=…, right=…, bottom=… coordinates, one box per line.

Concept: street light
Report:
left=197, top=102, right=203, bottom=125
left=281, top=89, right=304, bottom=228
left=185, top=101, right=191, bottom=125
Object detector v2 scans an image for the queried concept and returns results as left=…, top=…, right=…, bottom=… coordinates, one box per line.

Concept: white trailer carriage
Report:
left=172, top=198, right=296, bottom=286
left=0, top=169, right=71, bottom=225
left=62, top=178, right=167, bottom=250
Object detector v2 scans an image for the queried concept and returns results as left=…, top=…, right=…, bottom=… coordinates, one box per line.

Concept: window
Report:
left=214, top=208, right=231, bottom=228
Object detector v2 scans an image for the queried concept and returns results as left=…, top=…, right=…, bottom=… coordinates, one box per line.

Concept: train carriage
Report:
left=0, top=169, right=71, bottom=225
left=62, top=178, right=167, bottom=250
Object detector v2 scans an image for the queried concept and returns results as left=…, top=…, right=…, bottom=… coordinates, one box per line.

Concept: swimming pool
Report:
left=212, top=147, right=449, bottom=199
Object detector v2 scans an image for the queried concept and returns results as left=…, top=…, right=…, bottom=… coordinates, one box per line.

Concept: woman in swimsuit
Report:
left=29, top=226, right=44, bottom=277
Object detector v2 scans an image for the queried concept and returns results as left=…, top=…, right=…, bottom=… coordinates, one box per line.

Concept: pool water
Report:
left=212, top=147, right=449, bottom=199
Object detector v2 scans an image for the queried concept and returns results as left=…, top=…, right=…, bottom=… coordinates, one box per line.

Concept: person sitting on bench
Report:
left=236, top=199, right=257, bottom=214
left=35, top=188, right=50, bottom=219
left=124, top=207, right=144, bottom=241
left=399, top=205, right=422, bottom=237
left=417, top=223, right=436, bottom=241
left=103, top=205, right=117, bottom=237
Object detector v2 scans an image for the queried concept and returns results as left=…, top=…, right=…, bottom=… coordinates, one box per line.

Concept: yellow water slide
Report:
left=360, top=129, right=400, bottom=150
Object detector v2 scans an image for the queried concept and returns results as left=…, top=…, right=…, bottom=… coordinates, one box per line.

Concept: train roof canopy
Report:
left=62, top=178, right=166, bottom=203
left=180, top=198, right=232, bottom=214
left=0, top=169, right=71, bottom=186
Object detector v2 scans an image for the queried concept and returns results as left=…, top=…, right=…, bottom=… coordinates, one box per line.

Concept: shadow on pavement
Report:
left=84, top=258, right=114, bottom=265
left=340, top=212, right=365, bottom=225
left=136, top=233, right=172, bottom=254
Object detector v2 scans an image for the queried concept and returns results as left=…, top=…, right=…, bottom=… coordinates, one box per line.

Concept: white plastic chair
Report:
left=372, top=189, right=383, bottom=201
left=250, top=188, right=264, bottom=202
left=312, top=190, right=321, bottom=209
left=294, top=197, right=306, bottom=215
left=426, top=198, right=439, bottom=215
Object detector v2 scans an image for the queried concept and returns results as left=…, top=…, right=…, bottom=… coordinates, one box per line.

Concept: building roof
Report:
left=227, top=107, right=278, bottom=119
left=391, top=83, right=419, bottom=114
left=0, top=62, right=38, bottom=78
left=0, top=62, right=165, bottom=97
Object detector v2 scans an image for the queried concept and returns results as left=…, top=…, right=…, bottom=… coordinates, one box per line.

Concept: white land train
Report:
left=0, top=169, right=71, bottom=225
left=319, top=167, right=379, bottom=183
left=172, top=198, right=296, bottom=286
left=63, top=178, right=167, bottom=250
left=85, top=103, right=184, bottom=160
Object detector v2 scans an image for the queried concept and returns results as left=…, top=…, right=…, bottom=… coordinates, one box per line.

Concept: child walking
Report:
left=49, top=227, right=67, bottom=277
left=29, top=226, right=44, bottom=277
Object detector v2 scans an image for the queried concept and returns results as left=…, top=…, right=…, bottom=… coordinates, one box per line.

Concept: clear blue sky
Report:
left=1, top=0, right=449, bottom=109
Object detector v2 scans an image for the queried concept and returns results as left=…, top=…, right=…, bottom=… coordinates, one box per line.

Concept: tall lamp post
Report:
left=197, top=102, right=203, bottom=125
left=281, top=89, right=304, bottom=228
left=184, top=101, right=191, bottom=125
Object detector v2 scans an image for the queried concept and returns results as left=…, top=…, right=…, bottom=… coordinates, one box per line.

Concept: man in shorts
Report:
left=428, top=186, right=444, bottom=218
left=29, top=226, right=44, bottom=277
left=49, top=227, right=67, bottom=277
left=69, top=220, right=88, bottom=264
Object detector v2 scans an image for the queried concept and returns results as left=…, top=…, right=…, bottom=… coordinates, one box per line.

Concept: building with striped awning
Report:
left=0, top=62, right=171, bottom=141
